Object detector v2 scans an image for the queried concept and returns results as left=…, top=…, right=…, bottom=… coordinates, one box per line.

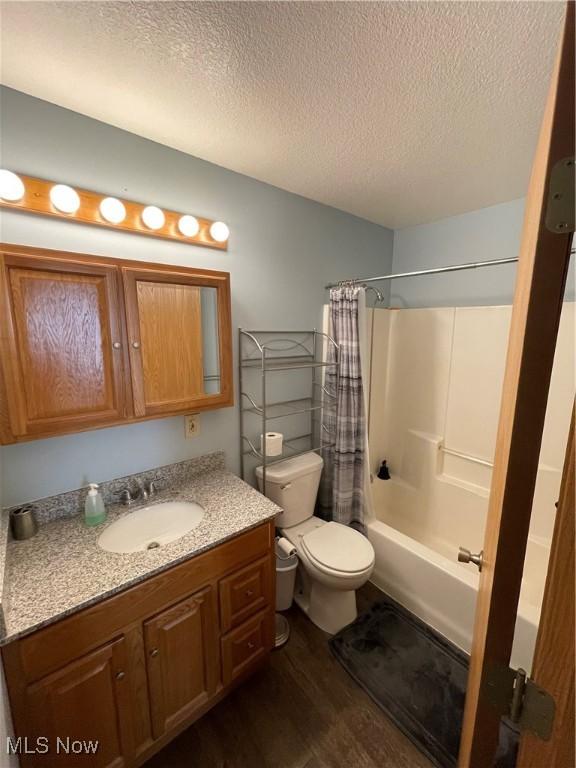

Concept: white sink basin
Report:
left=97, top=501, right=205, bottom=554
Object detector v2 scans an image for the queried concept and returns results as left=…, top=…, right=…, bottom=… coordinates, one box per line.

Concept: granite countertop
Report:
left=0, top=514, right=10, bottom=638
left=2, top=467, right=280, bottom=644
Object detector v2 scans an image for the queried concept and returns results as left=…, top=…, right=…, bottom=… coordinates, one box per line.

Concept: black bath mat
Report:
left=329, top=596, right=519, bottom=768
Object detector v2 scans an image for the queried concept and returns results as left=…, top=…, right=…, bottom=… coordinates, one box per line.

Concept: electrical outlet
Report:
left=185, top=414, right=200, bottom=439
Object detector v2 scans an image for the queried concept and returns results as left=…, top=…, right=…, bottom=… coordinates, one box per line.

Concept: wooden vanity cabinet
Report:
left=0, top=244, right=233, bottom=444
left=2, top=522, right=275, bottom=768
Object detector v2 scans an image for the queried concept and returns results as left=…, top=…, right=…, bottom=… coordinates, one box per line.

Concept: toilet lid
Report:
left=301, top=521, right=374, bottom=574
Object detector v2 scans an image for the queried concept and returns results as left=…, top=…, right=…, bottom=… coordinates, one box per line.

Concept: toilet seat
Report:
left=280, top=517, right=375, bottom=633
left=300, top=521, right=374, bottom=576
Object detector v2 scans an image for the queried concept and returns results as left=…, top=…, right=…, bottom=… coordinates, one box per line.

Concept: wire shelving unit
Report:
left=239, top=329, right=339, bottom=494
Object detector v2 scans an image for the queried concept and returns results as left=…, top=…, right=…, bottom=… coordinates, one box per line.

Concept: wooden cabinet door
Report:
left=0, top=251, right=127, bottom=437
left=122, top=266, right=209, bottom=418
left=144, top=587, right=219, bottom=739
left=24, top=638, right=133, bottom=768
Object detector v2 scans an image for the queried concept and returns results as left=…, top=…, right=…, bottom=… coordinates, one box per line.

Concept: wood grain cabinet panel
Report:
left=134, top=280, right=204, bottom=413
left=0, top=245, right=234, bottom=443
left=121, top=265, right=232, bottom=419
left=0, top=251, right=127, bottom=437
left=144, top=587, right=219, bottom=739
left=24, top=638, right=133, bottom=768
left=219, top=555, right=272, bottom=633
left=221, top=609, right=273, bottom=686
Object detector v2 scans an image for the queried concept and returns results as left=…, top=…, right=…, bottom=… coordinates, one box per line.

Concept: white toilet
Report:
left=256, top=452, right=375, bottom=634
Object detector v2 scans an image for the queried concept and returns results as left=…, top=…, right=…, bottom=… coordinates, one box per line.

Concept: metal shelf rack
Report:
left=239, top=329, right=339, bottom=493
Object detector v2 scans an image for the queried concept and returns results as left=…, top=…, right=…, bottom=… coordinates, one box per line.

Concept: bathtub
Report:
left=366, top=518, right=539, bottom=672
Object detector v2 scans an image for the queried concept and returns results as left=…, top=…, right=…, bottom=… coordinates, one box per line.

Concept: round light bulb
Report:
left=50, top=184, right=80, bottom=214
left=210, top=221, right=229, bottom=242
left=99, top=197, right=126, bottom=225
left=0, top=170, right=25, bottom=202
left=141, top=205, right=165, bottom=230
left=178, top=215, right=200, bottom=238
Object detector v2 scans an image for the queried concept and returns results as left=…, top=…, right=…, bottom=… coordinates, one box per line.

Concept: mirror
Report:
left=200, top=287, right=221, bottom=395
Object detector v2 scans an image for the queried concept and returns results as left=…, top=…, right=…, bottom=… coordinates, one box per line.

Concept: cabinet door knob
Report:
left=132, top=341, right=141, bottom=350
left=112, top=341, right=121, bottom=350
left=247, top=641, right=255, bottom=650
left=150, top=648, right=159, bottom=657
left=115, top=671, right=125, bottom=680
left=245, top=589, right=254, bottom=597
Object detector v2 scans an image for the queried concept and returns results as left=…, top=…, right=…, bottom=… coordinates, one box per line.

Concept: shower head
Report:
left=362, top=284, right=385, bottom=304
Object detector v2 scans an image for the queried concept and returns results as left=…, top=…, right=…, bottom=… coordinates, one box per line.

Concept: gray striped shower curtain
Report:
left=320, top=285, right=367, bottom=532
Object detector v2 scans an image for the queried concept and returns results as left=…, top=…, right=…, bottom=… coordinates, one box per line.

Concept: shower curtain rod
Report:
left=324, top=256, right=519, bottom=289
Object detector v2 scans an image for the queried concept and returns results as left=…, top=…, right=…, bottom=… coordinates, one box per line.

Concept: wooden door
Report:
left=144, top=587, right=219, bottom=739
left=458, top=6, right=574, bottom=766
left=517, top=409, right=574, bottom=768
left=0, top=249, right=127, bottom=437
left=24, top=638, right=133, bottom=768
left=122, top=266, right=208, bottom=418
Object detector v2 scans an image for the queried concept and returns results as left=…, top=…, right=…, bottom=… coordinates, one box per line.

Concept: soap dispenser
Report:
left=85, top=483, right=106, bottom=526
left=377, top=460, right=391, bottom=480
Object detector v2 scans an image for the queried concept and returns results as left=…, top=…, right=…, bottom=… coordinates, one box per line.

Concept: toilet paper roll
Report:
left=276, top=537, right=297, bottom=558
left=261, top=432, right=283, bottom=457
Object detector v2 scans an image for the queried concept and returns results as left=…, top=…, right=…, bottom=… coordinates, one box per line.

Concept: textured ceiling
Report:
left=0, top=1, right=564, bottom=228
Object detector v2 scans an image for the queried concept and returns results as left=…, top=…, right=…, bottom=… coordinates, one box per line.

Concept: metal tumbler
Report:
left=10, top=504, right=38, bottom=541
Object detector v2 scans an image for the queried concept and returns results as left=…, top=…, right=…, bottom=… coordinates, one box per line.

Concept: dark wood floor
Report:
left=147, top=584, right=432, bottom=768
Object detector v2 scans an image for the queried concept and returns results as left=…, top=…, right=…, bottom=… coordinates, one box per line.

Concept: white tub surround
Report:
left=365, top=302, right=574, bottom=671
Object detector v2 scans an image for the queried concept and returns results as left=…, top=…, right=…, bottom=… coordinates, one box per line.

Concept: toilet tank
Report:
left=255, top=452, right=324, bottom=528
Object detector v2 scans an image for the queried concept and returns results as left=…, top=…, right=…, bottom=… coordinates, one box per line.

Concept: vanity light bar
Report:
left=0, top=171, right=229, bottom=251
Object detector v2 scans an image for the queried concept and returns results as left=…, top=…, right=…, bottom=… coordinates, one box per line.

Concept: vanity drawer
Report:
left=219, top=555, right=272, bottom=632
left=221, top=609, right=272, bottom=686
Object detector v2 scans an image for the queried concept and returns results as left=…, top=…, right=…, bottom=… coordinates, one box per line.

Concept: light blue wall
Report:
left=391, top=199, right=575, bottom=307
left=0, top=86, right=393, bottom=507
left=390, top=199, right=525, bottom=307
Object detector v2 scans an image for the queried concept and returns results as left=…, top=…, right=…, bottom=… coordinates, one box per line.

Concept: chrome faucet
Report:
left=117, top=488, right=135, bottom=506
left=139, top=479, right=159, bottom=499
left=137, top=480, right=149, bottom=501
left=117, top=479, right=160, bottom=506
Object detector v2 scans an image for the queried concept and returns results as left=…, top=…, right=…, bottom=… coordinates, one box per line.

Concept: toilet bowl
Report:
left=256, top=453, right=375, bottom=634
left=282, top=516, right=375, bottom=633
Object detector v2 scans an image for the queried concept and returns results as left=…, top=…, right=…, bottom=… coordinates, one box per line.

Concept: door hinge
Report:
left=545, top=157, right=575, bottom=234
left=483, top=665, right=555, bottom=740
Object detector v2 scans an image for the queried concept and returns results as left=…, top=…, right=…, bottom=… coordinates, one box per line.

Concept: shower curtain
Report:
left=320, top=285, right=372, bottom=532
